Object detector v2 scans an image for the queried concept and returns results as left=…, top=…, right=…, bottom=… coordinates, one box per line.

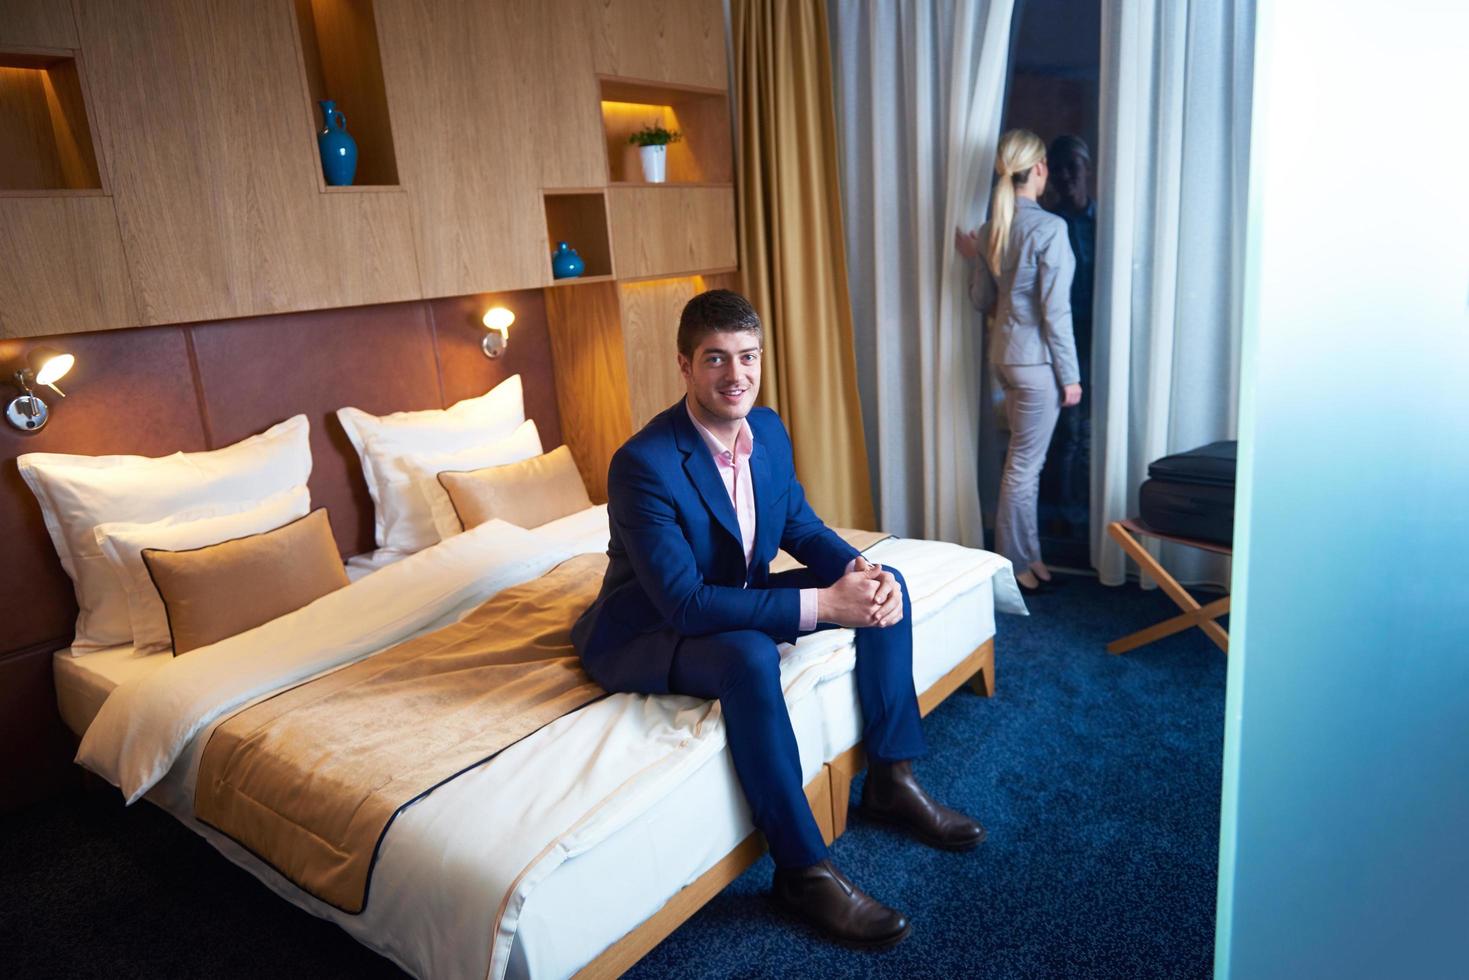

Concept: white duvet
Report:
left=76, top=507, right=1021, bottom=979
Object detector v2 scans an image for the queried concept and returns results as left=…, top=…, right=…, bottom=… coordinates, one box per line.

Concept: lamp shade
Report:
left=29, top=347, right=74, bottom=387
left=482, top=307, right=515, bottom=333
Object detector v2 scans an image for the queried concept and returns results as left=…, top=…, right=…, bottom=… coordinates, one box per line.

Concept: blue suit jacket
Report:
left=571, top=400, right=859, bottom=694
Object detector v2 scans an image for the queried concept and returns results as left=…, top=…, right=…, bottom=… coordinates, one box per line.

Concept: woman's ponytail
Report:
left=986, top=178, right=1016, bottom=278
left=986, top=129, right=1047, bottom=276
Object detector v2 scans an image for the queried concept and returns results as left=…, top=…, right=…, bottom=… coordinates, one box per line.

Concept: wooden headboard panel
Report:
left=0, top=291, right=561, bottom=810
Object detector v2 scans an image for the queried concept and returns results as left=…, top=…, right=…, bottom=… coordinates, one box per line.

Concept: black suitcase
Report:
left=1137, top=441, right=1237, bottom=546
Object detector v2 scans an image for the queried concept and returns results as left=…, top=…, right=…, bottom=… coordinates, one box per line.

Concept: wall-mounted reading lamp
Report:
left=482, top=307, right=514, bottom=359
left=6, top=346, right=75, bottom=433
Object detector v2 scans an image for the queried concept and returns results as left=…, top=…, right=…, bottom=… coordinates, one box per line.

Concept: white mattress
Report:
left=54, top=644, right=170, bottom=738
left=63, top=507, right=1015, bottom=979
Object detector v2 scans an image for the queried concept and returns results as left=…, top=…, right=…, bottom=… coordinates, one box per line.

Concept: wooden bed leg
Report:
left=966, top=646, right=996, bottom=697
left=806, top=767, right=836, bottom=845
left=826, top=745, right=865, bottom=840
left=917, top=639, right=997, bottom=715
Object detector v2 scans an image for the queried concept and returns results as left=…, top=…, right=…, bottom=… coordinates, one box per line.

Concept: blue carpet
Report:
left=0, top=574, right=1223, bottom=978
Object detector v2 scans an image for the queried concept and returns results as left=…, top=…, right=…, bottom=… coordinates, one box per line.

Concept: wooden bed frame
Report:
left=577, top=637, right=996, bottom=978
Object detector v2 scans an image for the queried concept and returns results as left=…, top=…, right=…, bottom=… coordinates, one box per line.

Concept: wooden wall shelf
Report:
left=599, top=75, right=732, bottom=185
left=320, top=184, right=404, bottom=194
left=620, top=266, right=739, bottom=284
left=0, top=49, right=103, bottom=192
left=543, top=191, right=614, bottom=281
left=0, top=187, right=108, bottom=199
left=548, top=274, right=616, bottom=287
left=292, top=0, right=399, bottom=187
left=607, top=181, right=733, bottom=189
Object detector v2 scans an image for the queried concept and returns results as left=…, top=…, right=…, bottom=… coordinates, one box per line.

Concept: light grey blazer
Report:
left=969, top=197, right=1081, bottom=386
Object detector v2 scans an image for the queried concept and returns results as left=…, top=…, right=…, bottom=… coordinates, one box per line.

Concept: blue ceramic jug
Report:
left=551, top=242, right=585, bottom=279
left=317, top=100, right=358, bottom=186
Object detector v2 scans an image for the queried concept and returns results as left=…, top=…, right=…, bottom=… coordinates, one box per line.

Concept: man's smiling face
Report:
left=679, top=329, right=762, bottom=426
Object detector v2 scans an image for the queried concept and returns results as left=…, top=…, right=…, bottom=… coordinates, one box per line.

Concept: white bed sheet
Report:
left=68, top=507, right=1017, bottom=980
left=342, top=505, right=613, bottom=584
left=54, top=644, right=170, bottom=738
left=344, top=547, right=404, bottom=581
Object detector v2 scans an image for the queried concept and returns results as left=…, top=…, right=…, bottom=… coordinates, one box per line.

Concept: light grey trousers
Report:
left=994, top=363, right=1062, bottom=573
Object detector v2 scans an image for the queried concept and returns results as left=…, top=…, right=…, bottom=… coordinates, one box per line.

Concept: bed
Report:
left=6, top=309, right=1025, bottom=976
left=59, top=502, right=1022, bottom=979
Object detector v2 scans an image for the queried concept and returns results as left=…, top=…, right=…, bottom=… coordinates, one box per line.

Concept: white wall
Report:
left=1217, top=2, right=1469, bottom=977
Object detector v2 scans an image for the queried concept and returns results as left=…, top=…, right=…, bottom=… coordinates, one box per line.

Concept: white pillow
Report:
left=94, top=486, right=313, bottom=653
left=400, top=419, right=545, bottom=543
left=363, top=418, right=543, bottom=555
left=336, top=376, right=525, bottom=554
left=17, top=416, right=312, bottom=652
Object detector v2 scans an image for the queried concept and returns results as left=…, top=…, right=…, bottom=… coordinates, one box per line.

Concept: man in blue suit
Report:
left=572, top=290, right=983, bottom=947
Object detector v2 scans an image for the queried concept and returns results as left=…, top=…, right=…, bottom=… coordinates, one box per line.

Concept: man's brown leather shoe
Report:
left=859, top=760, right=986, bottom=850
left=771, top=859, right=911, bottom=947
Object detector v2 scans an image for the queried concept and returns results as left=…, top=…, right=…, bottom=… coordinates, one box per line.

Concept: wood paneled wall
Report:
left=609, top=186, right=738, bottom=280
left=0, top=196, right=136, bottom=333
left=72, top=0, right=422, bottom=326
left=0, top=0, right=731, bottom=338
left=544, top=282, right=633, bottom=502
left=618, top=272, right=740, bottom=430
left=0, top=0, right=739, bottom=569
left=591, top=0, right=728, bottom=90
left=376, top=0, right=608, bottom=296
left=0, top=0, right=79, bottom=48
left=293, top=0, right=400, bottom=186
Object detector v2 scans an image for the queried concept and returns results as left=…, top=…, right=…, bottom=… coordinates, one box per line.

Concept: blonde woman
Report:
left=956, top=128, right=1081, bottom=593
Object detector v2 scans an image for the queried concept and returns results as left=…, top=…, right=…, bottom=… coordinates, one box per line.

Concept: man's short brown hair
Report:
left=677, top=289, right=763, bottom=358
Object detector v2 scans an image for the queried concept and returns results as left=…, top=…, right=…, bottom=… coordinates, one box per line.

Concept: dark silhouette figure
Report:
left=1042, top=135, right=1095, bottom=538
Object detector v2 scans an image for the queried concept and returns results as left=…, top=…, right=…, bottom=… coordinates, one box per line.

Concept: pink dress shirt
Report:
left=686, top=402, right=821, bottom=631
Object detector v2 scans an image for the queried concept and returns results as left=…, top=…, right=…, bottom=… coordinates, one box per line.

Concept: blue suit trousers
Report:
left=600, top=565, right=928, bottom=869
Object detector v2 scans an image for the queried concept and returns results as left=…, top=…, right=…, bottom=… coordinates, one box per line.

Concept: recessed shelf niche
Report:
left=543, top=191, right=614, bottom=282
left=292, top=0, right=399, bottom=187
left=599, top=76, right=732, bottom=185
left=0, top=50, right=102, bottom=193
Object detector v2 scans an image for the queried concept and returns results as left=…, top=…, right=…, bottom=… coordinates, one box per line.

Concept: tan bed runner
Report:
left=195, top=553, right=609, bottom=913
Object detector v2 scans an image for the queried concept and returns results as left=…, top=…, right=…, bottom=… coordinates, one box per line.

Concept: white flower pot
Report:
left=639, top=144, right=668, bottom=183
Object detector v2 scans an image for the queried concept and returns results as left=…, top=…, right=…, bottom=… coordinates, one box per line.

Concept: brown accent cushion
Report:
left=142, top=509, right=350, bottom=656
left=437, top=445, right=592, bottom=531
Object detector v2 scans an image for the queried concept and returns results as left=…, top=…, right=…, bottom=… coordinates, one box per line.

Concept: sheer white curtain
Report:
left=829, top=0, right=1015, bottom=546
left=1093, top=0, right=1254, bottom=586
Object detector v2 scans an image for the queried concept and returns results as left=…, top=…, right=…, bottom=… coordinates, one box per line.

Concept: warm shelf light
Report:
left=481, top=306, right=515, bottom=359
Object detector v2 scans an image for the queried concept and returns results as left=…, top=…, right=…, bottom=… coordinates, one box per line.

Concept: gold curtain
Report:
left=732, top=0, right=876, bottom=530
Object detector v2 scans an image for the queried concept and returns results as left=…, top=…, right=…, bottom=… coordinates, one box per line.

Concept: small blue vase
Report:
left=551, top=242, right=585, bottom=279
left=317, top=100, right=358, bottom=186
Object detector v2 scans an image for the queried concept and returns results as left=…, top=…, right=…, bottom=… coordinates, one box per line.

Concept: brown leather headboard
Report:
left=0, top=290, right=561, bottom=809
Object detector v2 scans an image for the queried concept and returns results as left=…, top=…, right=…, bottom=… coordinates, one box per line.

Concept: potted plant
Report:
left=628, top=122, right=682, bottom=183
